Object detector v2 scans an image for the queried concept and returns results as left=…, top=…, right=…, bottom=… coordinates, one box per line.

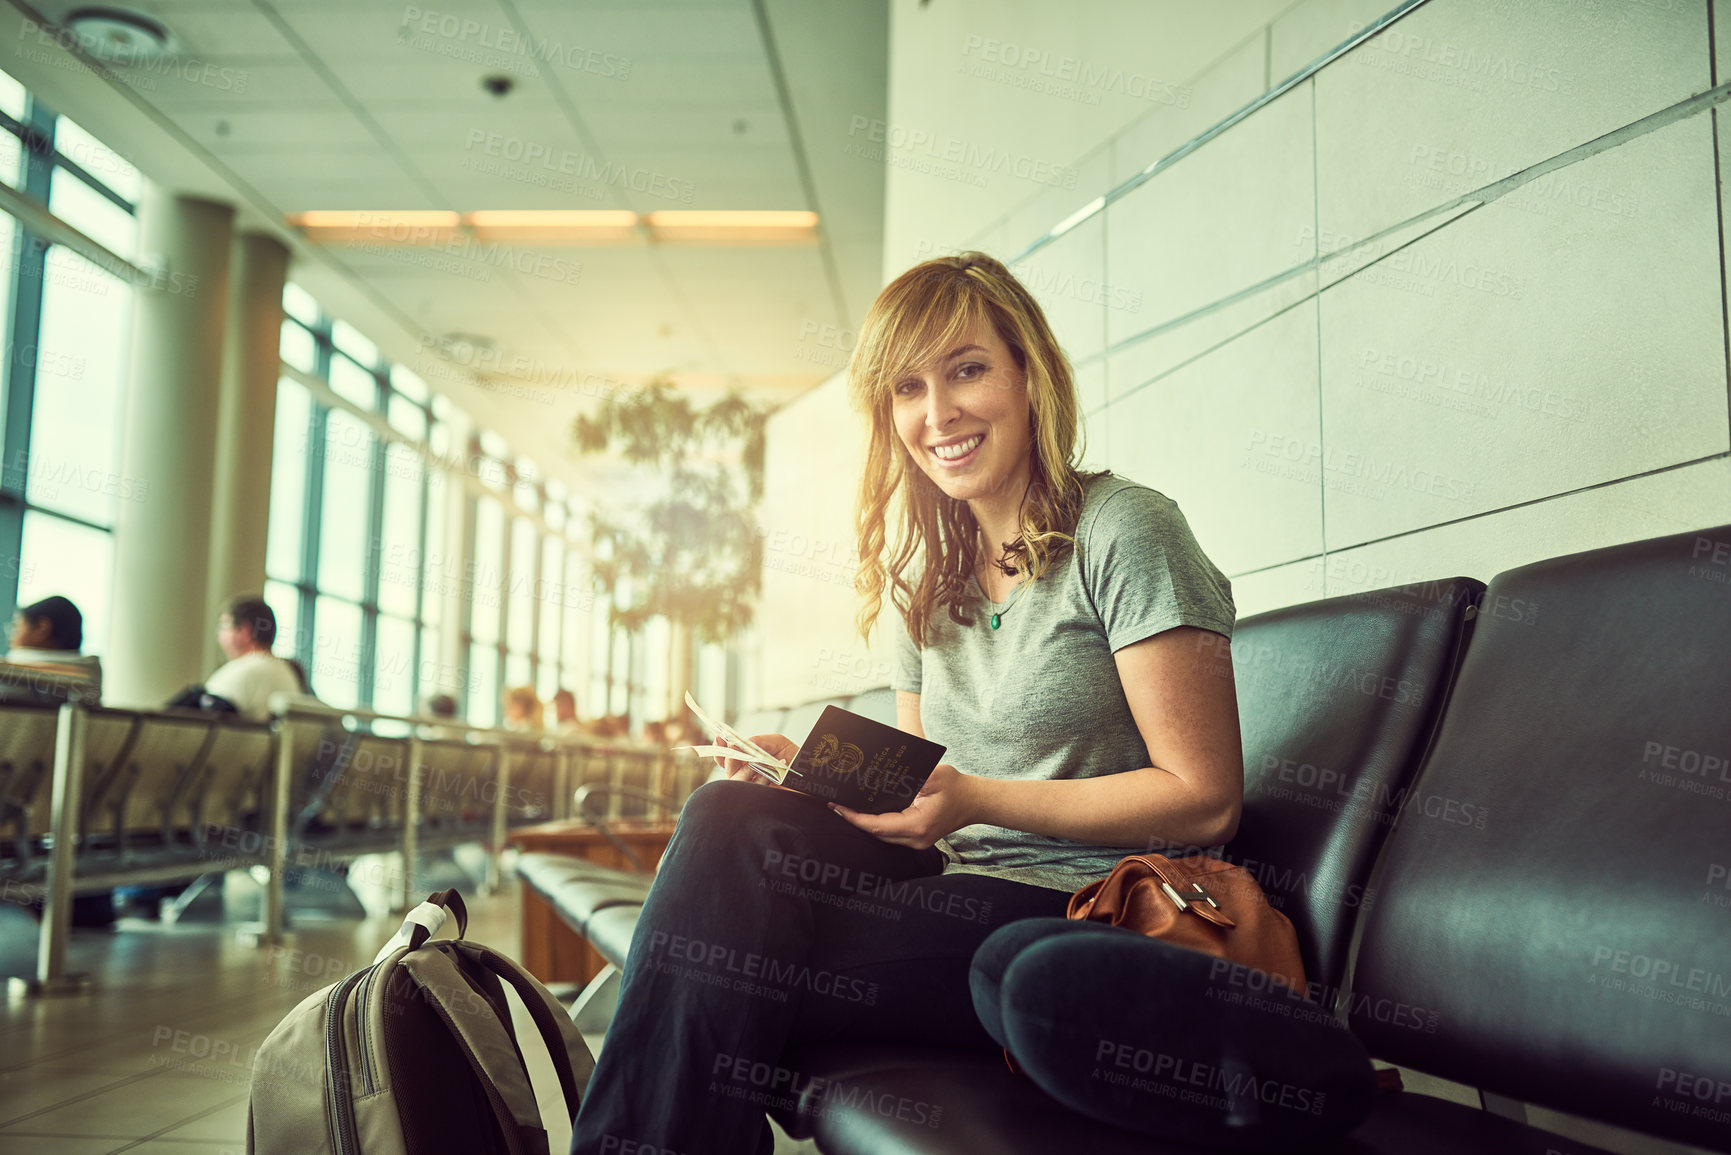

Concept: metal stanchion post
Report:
left=553, top=747, right=570, bottom=822
left=487, top=744, right=510, bottom=893
left=246, top=713, right=295, bottom=947
left=400, top=735, right=423, bottom=912
left=11, top=701, right=92, bottom=997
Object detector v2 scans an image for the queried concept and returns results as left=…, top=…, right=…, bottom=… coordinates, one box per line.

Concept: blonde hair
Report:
left=502, top=685, right=543, bottom=729
left=850, top=252, right=1094, bottom=646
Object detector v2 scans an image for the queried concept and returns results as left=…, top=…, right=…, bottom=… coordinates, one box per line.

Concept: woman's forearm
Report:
left=961, top=767, right=1239, bottom=850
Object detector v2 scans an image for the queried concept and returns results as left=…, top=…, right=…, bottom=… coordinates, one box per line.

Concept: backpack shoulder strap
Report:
left=456, top=942, right=595, bottom=1114
left=394, top=947, right=545, bottom=1152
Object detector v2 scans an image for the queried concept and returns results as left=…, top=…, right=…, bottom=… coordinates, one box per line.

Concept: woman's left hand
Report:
left=828, top=763, right=978, bottom=849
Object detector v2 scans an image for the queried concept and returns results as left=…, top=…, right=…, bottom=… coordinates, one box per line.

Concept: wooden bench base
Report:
left=510, top=820, right=676, bottom=986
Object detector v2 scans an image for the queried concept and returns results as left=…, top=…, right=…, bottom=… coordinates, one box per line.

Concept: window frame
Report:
left=267, top=307, right=441, bottom=711
left=0, top=88, right=138, bottom=647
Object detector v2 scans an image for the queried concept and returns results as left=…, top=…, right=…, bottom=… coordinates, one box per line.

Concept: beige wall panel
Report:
left=1315, top=0, right=1708, bottom=247
left=1306, top=456, right=1731, bottom=599
left=1318, top=116, right=1725, bottom=549
left=1105, top=301, right=1323, bottom=576
left=755, top=374, right=898, bottom=710
left=1105, top=83, right=1316, bottom=348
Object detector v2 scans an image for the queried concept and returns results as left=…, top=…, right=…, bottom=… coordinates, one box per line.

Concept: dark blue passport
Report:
left=787, top=706, right=946, bottom=814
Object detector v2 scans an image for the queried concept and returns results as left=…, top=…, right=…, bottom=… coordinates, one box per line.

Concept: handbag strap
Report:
left=1109, top=855, right=1239, bottom=929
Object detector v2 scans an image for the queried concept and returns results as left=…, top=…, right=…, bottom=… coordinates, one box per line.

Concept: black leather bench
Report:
left=766, top=525, right=1731, bottom=1154
left=525, top=523, right=1731, bottom=1153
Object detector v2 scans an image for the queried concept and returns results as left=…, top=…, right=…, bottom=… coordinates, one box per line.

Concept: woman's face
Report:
left=890, top=319, right=1032, bottom=506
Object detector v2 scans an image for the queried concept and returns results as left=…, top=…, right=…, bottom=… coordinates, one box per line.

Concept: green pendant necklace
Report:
left=985, top=574, right=1028, bottom=629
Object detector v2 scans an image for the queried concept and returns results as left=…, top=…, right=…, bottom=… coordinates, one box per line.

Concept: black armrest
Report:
left=571, top=784, right=685, bottom=873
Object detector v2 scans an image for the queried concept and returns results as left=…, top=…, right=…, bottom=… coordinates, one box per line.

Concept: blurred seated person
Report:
left=662, top=714, right=693, bottom=749
left=284, top=657, right=313, bottom=696
left=7, top=598, right=111, bottom=920
left=502, top=684, right=543, bottom=731
left=416, top=692, right=460, bottom=740
left=582, top=711, right=624, bottom=739
left=203, top=594, right=301, bottom=721
left=551, top=688, right=585, bottom=736
left=4, top=594, right=102, bottom=701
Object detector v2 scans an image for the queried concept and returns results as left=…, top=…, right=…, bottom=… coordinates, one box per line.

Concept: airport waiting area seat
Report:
left=1, top=705, right=275, bottom=891
left=0, top=695, right=674, bottom=993
left=519, top=523, right=1731, bottom=1154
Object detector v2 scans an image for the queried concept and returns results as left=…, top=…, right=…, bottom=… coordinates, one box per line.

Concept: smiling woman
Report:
left=850, top=254, right=1087, bottom=650
left=570, top=253, right=1247, bottom=1155
left=836, top=254, right=1242, bottom=871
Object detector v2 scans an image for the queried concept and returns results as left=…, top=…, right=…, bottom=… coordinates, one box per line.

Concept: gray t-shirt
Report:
left=894, top=473, right=1235, bottom=893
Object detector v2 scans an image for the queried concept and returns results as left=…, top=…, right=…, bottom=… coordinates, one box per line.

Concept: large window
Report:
left=0, top=70, right=139, bottom=655
left=266, top=294, right=443, bottom=713
left=266, top=317, right=627, bottom=727
left=458, top=442, right=593, bottom=724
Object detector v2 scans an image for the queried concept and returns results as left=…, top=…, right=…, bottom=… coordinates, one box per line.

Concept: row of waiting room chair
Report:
left=0, top=695, right=693, bottom=994
left=518, top=522, right=1731, bottom=1154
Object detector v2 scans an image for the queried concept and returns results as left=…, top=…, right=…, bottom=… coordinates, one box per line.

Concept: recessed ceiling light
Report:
left=464, top=210, right=638, bottom=243
left=287, top=210, right=461, bottom=242
left=645, top=210, right=818, bottom=244
left=63, top=6, right=175, bottom=61
left=286, top=209, right=820, bottom=247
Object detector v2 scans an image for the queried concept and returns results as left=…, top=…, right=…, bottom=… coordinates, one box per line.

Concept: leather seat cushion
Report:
left=768, top=1044, right=1621, bottom=1155
left=515, top=852, right=651, bottom=945
left=584, top=904, right=643, bottom=967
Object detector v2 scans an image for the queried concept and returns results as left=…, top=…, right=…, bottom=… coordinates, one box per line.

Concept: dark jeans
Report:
left=570, top=779, right=1073, bottom=1155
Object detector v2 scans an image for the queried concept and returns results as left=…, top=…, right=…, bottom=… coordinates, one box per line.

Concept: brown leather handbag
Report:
left=1067, top=853, right=1309, bottom=994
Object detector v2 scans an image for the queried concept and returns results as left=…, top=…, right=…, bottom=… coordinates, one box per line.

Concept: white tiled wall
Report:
left=1317, top=113, right=1726, bottom=548
left=1104, top=81, right=1317, bottom=348
left=754, top=372, right=892, bottom=711
left=1109, top=300, right=1324, bottom=576
left=1313, top=0, right=1709, bottom=249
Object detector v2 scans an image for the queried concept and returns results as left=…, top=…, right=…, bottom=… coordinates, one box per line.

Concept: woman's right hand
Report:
left=713, top=733, right=799, bottom=782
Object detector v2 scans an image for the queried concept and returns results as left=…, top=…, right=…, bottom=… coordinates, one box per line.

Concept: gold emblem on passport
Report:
left=807, top=733, right=866, bottom=775
left=786, top=707, right=947, bottom=814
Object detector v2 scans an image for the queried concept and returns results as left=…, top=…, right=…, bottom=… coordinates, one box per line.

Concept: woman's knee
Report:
left=668, top=779, right=826, bottom=863
left=680, top=777, right=829, bottom=831
left=679, top=778, right=761, bottom=825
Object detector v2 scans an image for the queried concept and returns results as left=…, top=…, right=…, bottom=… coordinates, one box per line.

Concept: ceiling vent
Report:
left=63, top=7, right=176, bottom=61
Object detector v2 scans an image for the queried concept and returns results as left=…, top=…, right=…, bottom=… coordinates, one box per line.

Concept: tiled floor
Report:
left=0, top=863, right=532, bottom=1155
left=1, top=861, right=816, bottom=1155
left=0, top=848, right=546, bottom=1155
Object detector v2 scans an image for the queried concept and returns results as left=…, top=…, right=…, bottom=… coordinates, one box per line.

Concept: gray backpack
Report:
left=247, top=889, right=594, bottom=1155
